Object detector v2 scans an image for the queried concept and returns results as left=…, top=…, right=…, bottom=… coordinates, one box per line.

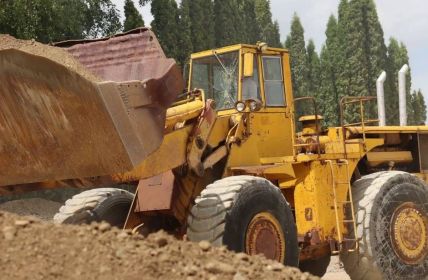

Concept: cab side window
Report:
left=262, top=56, right=285, bottom=106
left=242, top=56, right=261, bottom=101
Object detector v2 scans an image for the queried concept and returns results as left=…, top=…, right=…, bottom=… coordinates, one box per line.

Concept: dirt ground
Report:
left=323, top=256, right=350, bottom=280
left=0, top=198, right=352, bottom=280
left=0, top=198, right=61, bottom=220
left=0, top=210, right=319, bottom=280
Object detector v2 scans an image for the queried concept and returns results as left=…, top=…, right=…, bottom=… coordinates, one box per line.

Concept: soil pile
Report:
left=0, top=34, right=99, bottom=81
left=0, top=211, right=318, bottom=280
left=0, top=198, right=61, bottom=220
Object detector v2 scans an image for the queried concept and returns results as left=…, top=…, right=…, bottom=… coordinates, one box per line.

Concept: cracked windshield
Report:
left=191, top=51, right=239, bottom=110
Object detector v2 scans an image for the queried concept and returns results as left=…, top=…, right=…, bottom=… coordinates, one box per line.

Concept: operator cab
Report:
left=188, top=43, right=288, bottom=113
left=188, top=43, right=296, bottom=160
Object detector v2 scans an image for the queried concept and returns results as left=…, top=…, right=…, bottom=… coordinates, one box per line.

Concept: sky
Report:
left=112, top=0, right=428, bottom=103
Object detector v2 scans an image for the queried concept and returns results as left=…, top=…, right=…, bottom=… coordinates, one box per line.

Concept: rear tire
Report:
left=340, top=171, right=428, bottom=280
left=187, top=176, right=299, bottom=267
left=53, top=188, right=133, bottom=228
left=299, top=255, right=331, bottom=277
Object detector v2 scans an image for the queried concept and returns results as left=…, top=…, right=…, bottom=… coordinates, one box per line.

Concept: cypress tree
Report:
left=319, top=15, right=341, bottom=126
left=271, top=20, right=282, bottom=47
left=339, top=0, right=388, bottom=122
left=416, top=90, right=427, bottom=125
left=307, top=39, right=321, bottom=99
left=124, top=0, right=144, bottom=31
left=288, top=13, right=309, bottom=116
left=336, top=0, right=350, bottom=100
left=408, top=90, right=426, bottom=125
left=284, top=35, right=291, bottom=49
left=177, top=0, right=193, bottom=66
left=241, top=0, right=260, bottom=44
left=151, top=0, right=179, bottom=58
left=385, top=38, right=413, bottom=125
left=254, top=0, right=276, bottom=46
left=214, top=0, right=241, bottom=47
left=189, top=0, right=215, bottom=51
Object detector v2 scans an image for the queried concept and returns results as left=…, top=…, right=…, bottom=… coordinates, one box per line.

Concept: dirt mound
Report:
left=0, top=198, right=61, bottom=220
left=0, top=34, right=99, bottom=81
left=0, top=211, right=318, bottom=280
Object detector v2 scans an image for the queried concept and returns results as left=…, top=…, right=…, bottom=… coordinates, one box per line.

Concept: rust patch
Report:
left=134, top=171, right=175, bottom=212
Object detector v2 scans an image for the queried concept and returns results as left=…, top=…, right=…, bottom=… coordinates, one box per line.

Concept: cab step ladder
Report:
left=326, top=159, right=359, bottom=254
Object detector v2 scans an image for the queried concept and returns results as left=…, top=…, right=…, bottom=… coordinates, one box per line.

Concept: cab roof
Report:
left=190, top=44, right=289, bottom=59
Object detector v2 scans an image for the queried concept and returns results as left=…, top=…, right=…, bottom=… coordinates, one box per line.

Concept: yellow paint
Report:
left=116, top=43, right=428, bottom=256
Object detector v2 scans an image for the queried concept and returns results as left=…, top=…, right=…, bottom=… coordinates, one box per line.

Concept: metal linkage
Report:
left=293, top=96, right=322, bottom=157
left=339, top=96, right=379, bottom=157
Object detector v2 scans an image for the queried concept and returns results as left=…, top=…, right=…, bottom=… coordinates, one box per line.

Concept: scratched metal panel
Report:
left=0, top=29, right=184, bottom=188
left=0, top=49, right=184, bottom=187
left=0, top=49, right=131, bottom=186
left=57, top=28, right=170, bottom=83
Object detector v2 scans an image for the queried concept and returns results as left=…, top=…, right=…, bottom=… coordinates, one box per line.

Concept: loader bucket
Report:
left=0, top=48, right=183, bottom=187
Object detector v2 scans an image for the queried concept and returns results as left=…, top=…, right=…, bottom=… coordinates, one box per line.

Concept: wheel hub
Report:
left=390, top=202, right=428, bottom=264
left=245, top=212, right=285, bottom=263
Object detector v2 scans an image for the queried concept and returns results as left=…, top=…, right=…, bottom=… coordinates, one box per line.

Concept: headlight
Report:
left=235, top=101, right=246, bottom=112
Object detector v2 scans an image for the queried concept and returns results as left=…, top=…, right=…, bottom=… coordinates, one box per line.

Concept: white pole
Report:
left=399, top=64, right=409, bottom=126
left=376, top=71, right=387, bottom=126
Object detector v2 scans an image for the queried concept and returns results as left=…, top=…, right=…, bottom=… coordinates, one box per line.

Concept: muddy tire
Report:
left=299, top=256, right=331, bottom=277
left=187, top=176, right=299, bottom=266
left=53, top=188, right=133, bottom=228
left=340, top=171, right=428, bottom=280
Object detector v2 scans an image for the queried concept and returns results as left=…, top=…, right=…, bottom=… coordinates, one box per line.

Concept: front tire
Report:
left=340, top=171, right=428, bottom=280
left=54, top=188, right=134, bottom=228
left=187, top=176, right=299, bottom=267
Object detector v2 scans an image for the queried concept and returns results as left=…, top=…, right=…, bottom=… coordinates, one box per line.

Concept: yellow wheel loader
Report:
left=1, top=28, right=427, bottom=279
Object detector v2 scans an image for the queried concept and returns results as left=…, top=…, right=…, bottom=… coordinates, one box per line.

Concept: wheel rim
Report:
left=245, top=212, right=285, bottom=263
left=390, top=202, right=428, bottom=265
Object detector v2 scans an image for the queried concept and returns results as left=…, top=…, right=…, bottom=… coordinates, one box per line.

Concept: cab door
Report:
left=250, top=54, right=294, bottom=160
left=227, top=51, right=295, bottom=168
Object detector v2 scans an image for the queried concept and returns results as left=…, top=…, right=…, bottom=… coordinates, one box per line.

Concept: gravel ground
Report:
left=0, top=198, right=61, bottom=220
left=323, top=256, right=350, bottom=280
left=0, top=197, right=351, bottom=279
left=0, top=211, right=319, bottom=280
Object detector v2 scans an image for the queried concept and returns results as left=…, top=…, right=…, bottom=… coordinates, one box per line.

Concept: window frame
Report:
left=261, top=55, right=287, bottom=107
left=190, top=51, right=240, bottom=112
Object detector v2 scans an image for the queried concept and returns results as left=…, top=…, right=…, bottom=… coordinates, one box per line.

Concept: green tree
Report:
left=417, top=90, right=427, bottom=124
left=151, top=0, right=179, bottom=58
left=338, top=0, right=388, bottom=122
left=241, top=0, right=260, bottom=44
left=288, top=13, right=309, bottom=116
left=189, top=0, right=215, bottom=51
left=83, top=0, right=122, bottom=38
left=214, top=0, right=241, bottom=47
left=124, top=0, right=144, bottom=31
left=254, top=0, right=279, bottom=47
left=271, top=20, right=282, bottom=47
left=284, top=35, right=291, bottom=49
left=306, top=39, right=321, bottom=99
left=335, top=0, right=350, bottom=100
left=319, top=15, right=341, bottom=126
left=0, top=0, right=121, bottom=43
left=177, top=0, right=193, bottom=66
left=385, top=38, right=413, bottom=125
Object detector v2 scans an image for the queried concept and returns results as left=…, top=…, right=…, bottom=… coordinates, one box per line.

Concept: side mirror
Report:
left=243, top=53, right=254, bottom=77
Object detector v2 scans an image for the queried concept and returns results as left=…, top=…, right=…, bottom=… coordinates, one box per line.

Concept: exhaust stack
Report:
left=376, top=71, right=387, bottom=126
left=399, top=64, right=409, bottom=126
